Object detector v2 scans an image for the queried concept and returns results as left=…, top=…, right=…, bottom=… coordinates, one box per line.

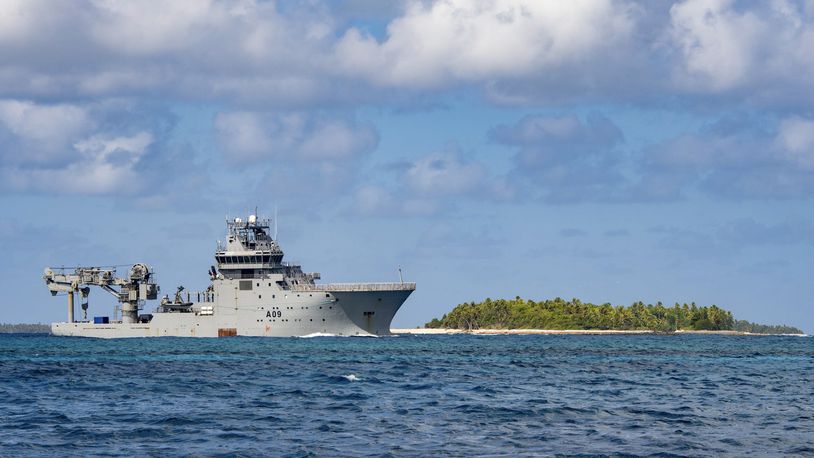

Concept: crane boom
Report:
left=43, top=264, right=160, bottom=324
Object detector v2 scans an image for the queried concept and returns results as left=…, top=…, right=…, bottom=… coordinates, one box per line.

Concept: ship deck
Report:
left=291, top=282, right=416, bottom=292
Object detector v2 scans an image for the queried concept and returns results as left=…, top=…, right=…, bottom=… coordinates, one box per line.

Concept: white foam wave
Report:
left=297, top=332, right=338, bottom=338
left=343, top=374, right=360, bottom=382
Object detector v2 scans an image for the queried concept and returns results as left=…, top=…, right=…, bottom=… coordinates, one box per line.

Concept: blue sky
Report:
left=1, top=0, right=812, bottom=331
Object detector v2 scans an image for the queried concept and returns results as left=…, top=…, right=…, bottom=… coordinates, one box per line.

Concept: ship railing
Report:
left=291, top=282, right=416, bottom=292
left=180, top=291, right=215, bottom=303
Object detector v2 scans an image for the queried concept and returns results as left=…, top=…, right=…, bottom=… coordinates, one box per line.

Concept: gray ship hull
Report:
left=52, top=286, right=412, bottom=338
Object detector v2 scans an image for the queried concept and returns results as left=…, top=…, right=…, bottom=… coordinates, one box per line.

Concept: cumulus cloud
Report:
left=776, top=116, right=814, bottom=169
left=215, top=111, right=378, bottom=162
left=352, top=185, right=442, bottom=217
left=348, top=146, right=516, bottom=217
left=0, top=100, right=92, bottom=165
left=403, top=151, right=488, bottom=196
left=0, top=0, right=813, bottom=108
left=491, top=114, right=627, bottom=202
left=0, top=99, right=206, bottom=198
left=2, top=131, right=153, bottom=195
left=668, top=0, right=814, bottom=104
left=335, top=0, right=636, bottom=88
left=641, top=115, right=814, bottom=199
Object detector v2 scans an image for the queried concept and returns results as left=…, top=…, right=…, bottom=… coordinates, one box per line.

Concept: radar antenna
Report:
left=274, top=203, right=278, bottom=240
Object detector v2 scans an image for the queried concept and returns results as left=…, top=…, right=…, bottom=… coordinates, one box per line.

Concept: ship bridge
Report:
left=214, top=214, right=319, bottom=285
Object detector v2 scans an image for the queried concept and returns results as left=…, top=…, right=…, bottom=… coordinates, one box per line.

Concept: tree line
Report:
left=425, top=297, right=803, bottom=334
left=0, top=323, right=50, bottom=333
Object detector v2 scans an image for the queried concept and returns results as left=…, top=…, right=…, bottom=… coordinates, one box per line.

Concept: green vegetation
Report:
left=0, top=323, right=50, bottom=334
left=425, top=297, right=804, bottom=334
left=732, top=320, right=803, bottom=335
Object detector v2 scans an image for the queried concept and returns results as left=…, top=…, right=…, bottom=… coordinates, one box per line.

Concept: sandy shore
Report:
left=390, top=328, right=808, bottom=336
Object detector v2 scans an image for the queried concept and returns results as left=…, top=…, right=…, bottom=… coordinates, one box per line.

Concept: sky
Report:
left=0, top=0, right=812, bottom=332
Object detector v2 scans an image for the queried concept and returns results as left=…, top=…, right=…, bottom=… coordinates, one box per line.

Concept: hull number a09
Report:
left=266, top=310, right=282, bottom=318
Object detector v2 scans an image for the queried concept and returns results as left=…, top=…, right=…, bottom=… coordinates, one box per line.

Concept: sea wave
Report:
left=0, top=333, right=811, bottom=456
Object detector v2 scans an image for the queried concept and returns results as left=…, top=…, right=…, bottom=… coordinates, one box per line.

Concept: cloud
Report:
left=718, top=218, right=814, bottom=246
left=651, top=217, right=814, bottom=258
left=411, top=221, right=506, bottom=259
left=491, top=113, right=627, bottom=203
left=641, top=115, right=814, bottom=199
left=215, top=111, right=378, bottom=162
left=0, top=100, right=92, bottom=165
left=349, top=147, right=513, bottom=217
left=404, top=151, right=488, bottom=196
left=0, top=0, right=813, bottom=110
left=0, top=99, right=211, bottom=201
left=776, top=116, right=814, bottom=169
left=1, top=131, right=153, bottom=195
left=335, top=0, right=637, bottom=89
left=667, top=0, right=814, bottom=105
left=352, top=185, right=441, bottom=217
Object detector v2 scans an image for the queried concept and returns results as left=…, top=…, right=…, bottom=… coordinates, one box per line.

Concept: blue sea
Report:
left=1, top=334, right=812, bottom=457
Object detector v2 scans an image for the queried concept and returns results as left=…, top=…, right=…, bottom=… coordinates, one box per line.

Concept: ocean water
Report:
left=0, top=334, right=812, bottom=457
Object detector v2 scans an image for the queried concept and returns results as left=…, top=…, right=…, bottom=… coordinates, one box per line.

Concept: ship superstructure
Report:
left=44, top=214, right=415, bottom=338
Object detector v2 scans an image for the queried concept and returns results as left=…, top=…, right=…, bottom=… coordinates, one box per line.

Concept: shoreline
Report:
left=391, top=328, right=808, bottom=337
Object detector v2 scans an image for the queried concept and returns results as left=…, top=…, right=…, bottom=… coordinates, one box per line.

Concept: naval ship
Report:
left=43, top=214, right=415, bottom=338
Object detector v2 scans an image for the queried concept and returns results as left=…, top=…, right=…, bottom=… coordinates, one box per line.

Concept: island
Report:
left=421, top=297, right=804, bottom=335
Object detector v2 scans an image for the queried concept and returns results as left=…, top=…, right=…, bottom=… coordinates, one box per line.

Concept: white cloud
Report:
left=776, top=116, right=814, bottom=169
left=641, top=115, right=814, bottom=199
left=404, top=151, right=488, bottom=196
left=335, top=0, right=636, bottom=88
left=90, top=0, right=226, bottom=56
left=213, top=111, right=275, bottom=160
left=668, top=0, right=814, bottom=97
left=351, top=184, right=442, bottom=217
left=1, top=0, right=813, bottom=108
left=0, top=100, right=91, bottom=164
left=215, top=111, right=378, bottom=162
left=669, top=0, right=764, bottom=91
left=2, top=131, right=153, bottom=194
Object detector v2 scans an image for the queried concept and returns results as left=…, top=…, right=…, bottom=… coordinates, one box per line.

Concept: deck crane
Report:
left=43, top=264, right=159, bottom=324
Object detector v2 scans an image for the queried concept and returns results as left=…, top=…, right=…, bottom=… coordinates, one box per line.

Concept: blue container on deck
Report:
left=93, top=316, right=109, bottom=324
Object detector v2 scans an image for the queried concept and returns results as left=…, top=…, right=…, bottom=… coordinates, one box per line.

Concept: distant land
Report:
left=0, top=323, right=50, bottom=334
left=424, top=297, right=804, bottom=335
